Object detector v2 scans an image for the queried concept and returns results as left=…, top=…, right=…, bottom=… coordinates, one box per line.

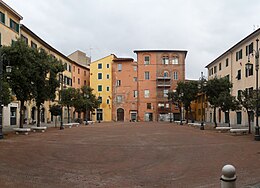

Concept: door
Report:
left=117, top=108, right=124, bottom=121
left=10, top=107, right=17, bottom=126
left=130, top=112, right=137, bottom=122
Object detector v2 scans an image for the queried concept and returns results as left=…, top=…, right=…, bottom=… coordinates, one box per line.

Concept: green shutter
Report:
left=16, top=23, right=19, bottom=33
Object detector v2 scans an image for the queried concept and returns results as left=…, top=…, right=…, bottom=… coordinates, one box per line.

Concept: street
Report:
left=0, top=122, right=260, bottom=188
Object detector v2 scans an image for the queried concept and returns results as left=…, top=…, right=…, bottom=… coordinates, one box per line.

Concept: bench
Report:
left=63, top=123, right=80, bottom=128
left=230, top=128, right=249, bottom=135
left=31, top=126, right=47, bottom=133
left=85, top=121, right=94, bottom=125
left=188, top=123, right=201, bottom=127
left=216, top=127, right=232, bottom=133
left=13, top=128, right=31, bottom=135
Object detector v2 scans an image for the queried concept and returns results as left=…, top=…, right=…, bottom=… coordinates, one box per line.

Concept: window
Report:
left=106, top=86, right=110, bottom=91
left=144, top=90, right=150, bottom=98
left=98, top=73, right=102, bottom=79
left=133, top=77, right=137, bottom=82
left=69, top=65, right=71, bottom=72
left=31, top=41, right=37, bottom=49
left=73, top=77, right=75, bottom=83
left=106, top=99, right=110, bottom=104
left=98, top=96, right=102, bottom=103
left=144, top=71, right=150, bottom=80
left=84, top=70, right=86, bottom=76
left=173, top=72, right=178, bottom=80
left=237, top=70, right=241, bottom=80
left=78, top=78, right=80, bottom=84
left=0, top=11, right=5, bottom=24
left=98, top=85, right=102, bottom=91
left=134, top=90, right=138, bottom=97
left=226, top=74, right=230, bottom=81
left=107, top=64, right=110, bottom=68
left=158, top=103, right=164, bottom=108
left=219, top=63, right=222, bottom=71
left=162, top=56, right=169, bottom=64
left=236, top=112, right=242, bottom=124
left=21, top=35, right=28, bottom=45
left=10, top=19, right=19, bottom=33
left=116, top=95, right=123, bottom=103
left=226, top=58, right=229, bottom=67
left=144, top=56, right=150, bottom=65
left=246, top=42, right=254, bottom=56
left=73, top=66, right=75, bottom=72
left=164, top=71, right=169, bottom=77
left=214, top=66, right=217, bottom=73
left=133, top=66, right=137, bottom=71
left=245, top=63, right=253, bottom=77
left=98, top=63, right=102, bottom=69
left=84, top=80, right=87, bottom=85
left=107, top=74, right=110, bottom=79
left=236, top=49, right=242, bottom=61
left=172, top=57, right=179, bottom=64
left=163, top=89, right=168, bottom=97
left=237, top=90, right=242, bottom=98
left=210, top=68, right=213, bottom=75
left=116, top=80, right=121, bottom=86
left=118, top=64, right=122, bottom=71
left=147, top=103, right=152, bottom=109
left=78, top=68, right=80, bottom=74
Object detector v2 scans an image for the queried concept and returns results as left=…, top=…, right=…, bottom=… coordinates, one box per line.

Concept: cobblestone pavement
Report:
left=0, top=122, right=260, bottom=188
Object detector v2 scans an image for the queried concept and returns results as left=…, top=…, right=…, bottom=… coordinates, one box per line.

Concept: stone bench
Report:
left=216, top=127, right=232, bottom=133
left=13, top=128, right=31, bottom=135
left=188, top=123, right=201, bottom=127
left=85, top=121, right=94, bottom=125
left=63, top=123, right=79, bottom=128
left=230, top=128, right=249, bottom=135
left=31, top=126, right=47, bottom=133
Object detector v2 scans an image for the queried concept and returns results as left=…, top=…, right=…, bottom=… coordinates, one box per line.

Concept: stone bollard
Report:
left=220, top=165, right=236, bottom=188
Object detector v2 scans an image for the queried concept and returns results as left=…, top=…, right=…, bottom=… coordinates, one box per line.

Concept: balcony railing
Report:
left=156, top=76, right=171, bottom=80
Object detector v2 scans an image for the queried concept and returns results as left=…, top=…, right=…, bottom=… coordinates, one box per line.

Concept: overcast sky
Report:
left=6, top=0, right=260, bottom=79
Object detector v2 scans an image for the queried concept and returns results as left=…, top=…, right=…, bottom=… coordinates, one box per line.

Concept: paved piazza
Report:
left=0, top=122, right=260, bottom=188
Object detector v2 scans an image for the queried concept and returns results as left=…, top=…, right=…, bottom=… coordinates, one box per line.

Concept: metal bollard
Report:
left=220, top=165, right=236, bottom=188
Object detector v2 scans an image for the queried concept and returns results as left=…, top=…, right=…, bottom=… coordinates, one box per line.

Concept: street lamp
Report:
left=59, top=73, right=64, bottom=130
left=0, top=53, right=12, bottom=139
left=198, top=72, right=207, bottom=130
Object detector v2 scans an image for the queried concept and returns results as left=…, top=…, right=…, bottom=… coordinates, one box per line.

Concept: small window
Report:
left=147, top=103, right=152, bottom=109
left=31, top=41, right=37, bottom=49
left=106, top=86, right=110, bottom=91
left=73, top=66, right=75, bottom=72
left=106, top=99, right=110, bottom=104
left=98, top=85, right=102, bottom=91
left=107, top=74, right=110, bottom=79
left=84, top=80, right=87, bottom=85
left=226, top=58, right=229, bottom=67
left=21, top=35, right=28, bottom=45
left=245, top=63, right=253, bottom=77
left=144, top=90, right=150, bottom=98
left=144, top=72, right=150, bottom=80
left=98, top=96, right=102, bottom=103
left=144, top=56, right=150, bottom=65
left=214, top=66, right=217, bottom=73
left=0, top=11, right=5, bottom=24
left=107, top=64, right=110, bottom=68
left=69, top=65, right=71, bottom=72
left=116, top=80, right=121, bottom=86
left=98, top=63, right=102, bottom=69
left=164, top=71, right=169, bottom=77
left=133, top=66, right=137, bottom=71
left=173, top=72, right=178, bottom=80
left=237, top=70, right=241, bottom=80
left=133, top=77, right=137, bottom=82
left=163, top=89, right=168, bottom=97
left=117, top=95, right=123, bottom=103
left=98, top=73, right=102, bottom=80
left=162, top=56, right=169, bottom=64
left=219, top=63, right=222, bottom=71
left=10, top=19, right=19, bottom=33
left=78, top=78, right=80, bottom=84
left=78, top=68, right=80, bottom=74
left=118, top=64, right=122, bottom=71
left=172, top=57, right=179, bottom=64
left=84, top=70, right=86, bottom=76
left=134, top=90, right=138, bottom=97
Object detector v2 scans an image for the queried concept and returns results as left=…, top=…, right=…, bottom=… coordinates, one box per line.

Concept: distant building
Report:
left=134, top=50, right=187, bottom=121
left=205, top=28, right=260, bottom=128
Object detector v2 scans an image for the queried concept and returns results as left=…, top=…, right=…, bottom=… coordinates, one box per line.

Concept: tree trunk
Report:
left=36, top=105, right=41, bottom=127
left=228, top=110, right=230, bottom=127
left=247, top=110, right=251, bottom=134
left=67, top=105, right=70, bottom=123
left=185, top=106, right=189, bottom=124
left=19, top=100, right=25, bottom=128
left=214, top=107, right=217, bottom=128
left=55, top=116, right=57, bottom=128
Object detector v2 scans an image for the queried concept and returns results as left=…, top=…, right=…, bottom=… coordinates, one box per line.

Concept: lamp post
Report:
left=0, top=52, right=12, bottom=139
left=255, top=39, right=260, bottom=141
left=198, top=72, right=207, bottom=130
left=59, top=73, right=64, bottom=130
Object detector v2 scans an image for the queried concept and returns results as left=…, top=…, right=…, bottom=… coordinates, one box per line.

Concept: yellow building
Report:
left=90, top=54, right=116, bottom=122
left=0, top=0, right=22, bottom=126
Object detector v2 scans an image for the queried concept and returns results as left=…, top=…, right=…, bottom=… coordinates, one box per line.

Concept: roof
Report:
left=134, top=49, right=188, bottom=57
left=0, top=0, right=23, bottom=20
left=113, top=58, right=134, bottom=62
left=205, top=28, right=260, bottom=68
left=21, top=24, right=89, bottom=70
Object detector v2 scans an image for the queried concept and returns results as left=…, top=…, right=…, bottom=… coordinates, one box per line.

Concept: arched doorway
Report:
left=31, top=107, right=36, bottom=124
left=41, top=108, right=45, bottom=123
left=23, top=106, right=28, bottom=124
left=117, top=108, right=124, bottom=121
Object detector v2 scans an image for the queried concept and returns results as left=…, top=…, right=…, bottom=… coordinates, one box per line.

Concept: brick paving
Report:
left=0, top=122, right=260, bottom=188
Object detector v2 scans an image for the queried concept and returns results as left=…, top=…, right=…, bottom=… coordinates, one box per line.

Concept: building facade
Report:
left=112, top=58, right=138, bottom=122
left=205, top=28, right=260, bottom=129
left=134, top=50, right=187, bottom=122
left=90, top=54, right=115, bottom=122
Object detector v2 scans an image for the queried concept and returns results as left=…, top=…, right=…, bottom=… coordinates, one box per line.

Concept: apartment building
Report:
left=205, top=28, right=260, bottom=128
left=90, top=54, right=115, bottom=122
left=0, top=0, right=22, bottom=126
left=134, top=50, right=187, bottom=122
left=68, top=50, right=90, bottom=120
left=112, top=58, right=138, bottom=121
